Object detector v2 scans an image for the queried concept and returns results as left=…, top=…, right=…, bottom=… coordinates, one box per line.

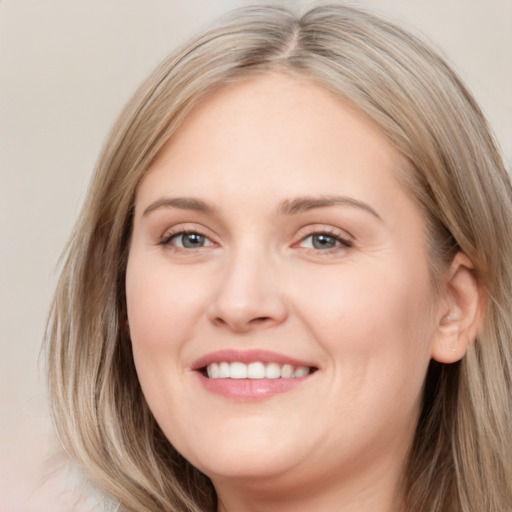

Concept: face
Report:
left=126, top=73, right=442, bottom=502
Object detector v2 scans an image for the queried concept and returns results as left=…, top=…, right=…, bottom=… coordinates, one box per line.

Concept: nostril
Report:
left=211, top=315, right=276, bottom=332
left=249, top=316, right=272, bottom=325
left=213, top=317, right=228, bottom=327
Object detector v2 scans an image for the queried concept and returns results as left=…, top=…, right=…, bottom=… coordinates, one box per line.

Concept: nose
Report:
left=207, top=251, right=289, bottom=333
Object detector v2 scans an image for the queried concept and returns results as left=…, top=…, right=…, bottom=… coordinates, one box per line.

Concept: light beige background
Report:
left=1, top=0, right=511, bottom=510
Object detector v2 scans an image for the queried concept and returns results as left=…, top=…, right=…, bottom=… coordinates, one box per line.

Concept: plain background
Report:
left=1, top=0, right=511, bottom=510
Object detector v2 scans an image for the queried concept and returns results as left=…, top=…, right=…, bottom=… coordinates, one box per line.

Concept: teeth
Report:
left=207, top=363, right=219, bottom=378
left=230, top=362, right=247, bottom=379
left=294, top=366, right=310, bottom=378
left=205, top=361, right=312, bottom=379
left=265, top=362, right=281, bottom=379
left=281, top=364, right=293, bottom=378
left=218, top=361, right=230, bottom=378
left=248, top=362, right=266, bottom=379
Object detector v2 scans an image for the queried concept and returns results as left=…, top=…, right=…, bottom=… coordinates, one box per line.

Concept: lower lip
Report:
left=196, top=373, right=313, bottom=401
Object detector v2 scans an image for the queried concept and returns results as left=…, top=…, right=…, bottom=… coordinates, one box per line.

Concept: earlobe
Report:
left=431, top=252, right=483, bottom=364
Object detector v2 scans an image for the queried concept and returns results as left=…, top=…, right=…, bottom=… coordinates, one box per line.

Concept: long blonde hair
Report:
left=47, top=3, right=512, bottom=511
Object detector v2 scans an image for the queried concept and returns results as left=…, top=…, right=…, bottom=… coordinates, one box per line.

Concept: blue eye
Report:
left=300, top=233, right=351, bottom=250
left=166, top=231, right=213, bottom=249
left=311, top=233, right=337, bottom=249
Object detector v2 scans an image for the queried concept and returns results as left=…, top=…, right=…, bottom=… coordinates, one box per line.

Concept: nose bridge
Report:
left=208, top=240, right=288, bottom=332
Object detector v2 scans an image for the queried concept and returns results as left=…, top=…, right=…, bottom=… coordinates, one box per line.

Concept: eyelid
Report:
left=159, top=224, right=218, bottom=248
left=292, top=225, right=354, bottom=252
left=168, top=231, right=215, bottom=248
left=294, top=225, right=353, bottom=242
left=156, top=223, right=353, bottom=254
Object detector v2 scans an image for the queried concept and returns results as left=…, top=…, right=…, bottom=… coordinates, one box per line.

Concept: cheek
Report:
left=126, top=257, right=209, bottom=351
left=292, top=259, right=437, bottom=382
left=124, top=254, right=215, bottom=415
left=125, top=255, right=211, bottom=421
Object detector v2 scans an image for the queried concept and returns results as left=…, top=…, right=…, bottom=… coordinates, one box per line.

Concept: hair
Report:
left=46, top=3, right=512, bottom=511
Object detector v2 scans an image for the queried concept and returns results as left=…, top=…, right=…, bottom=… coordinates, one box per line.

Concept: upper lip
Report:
left=190, top=349, right=317, bottom=371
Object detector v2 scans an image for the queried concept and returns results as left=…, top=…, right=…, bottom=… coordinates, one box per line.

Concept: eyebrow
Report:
left=143, top=197, right=217, bottom=217
left=142, top=194, right=381, bottom=220
left=279, top=195, right=381, bottom=219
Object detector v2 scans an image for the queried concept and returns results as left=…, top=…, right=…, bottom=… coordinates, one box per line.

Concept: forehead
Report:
left=138, top=73, right=410, bottom=207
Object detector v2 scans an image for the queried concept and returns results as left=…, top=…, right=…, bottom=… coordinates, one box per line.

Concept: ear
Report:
left=431, top=252, right=483, bottom=364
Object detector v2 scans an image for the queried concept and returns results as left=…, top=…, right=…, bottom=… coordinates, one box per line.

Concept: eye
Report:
left=298, top=232, right=352, bottom=251
left=164, top=231, right=215, bottom=249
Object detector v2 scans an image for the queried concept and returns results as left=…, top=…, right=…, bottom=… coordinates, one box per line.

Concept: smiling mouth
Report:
left=203, top=362, right=317, bottom=379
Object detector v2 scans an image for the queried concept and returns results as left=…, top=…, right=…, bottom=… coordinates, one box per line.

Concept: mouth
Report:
left=202, top=361, right=315, bottom=379
left=191, top=350, right=318, bottom=400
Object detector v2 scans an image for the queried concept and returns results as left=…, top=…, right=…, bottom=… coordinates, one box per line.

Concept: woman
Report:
left=47, top=3, right=512, bottom=511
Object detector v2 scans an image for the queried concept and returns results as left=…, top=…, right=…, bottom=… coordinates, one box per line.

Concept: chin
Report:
left=179, top=431, right=309, bottom=482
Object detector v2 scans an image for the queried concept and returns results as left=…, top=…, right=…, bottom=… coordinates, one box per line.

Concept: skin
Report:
left=126, top=73, right=479, bottom=512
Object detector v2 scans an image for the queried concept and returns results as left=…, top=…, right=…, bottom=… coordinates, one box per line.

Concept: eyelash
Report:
left=294, top=227, right=353, bottom=254
left=159, top=227, right=353, bottom=254
left=160, top=229, right=216, bottom=251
